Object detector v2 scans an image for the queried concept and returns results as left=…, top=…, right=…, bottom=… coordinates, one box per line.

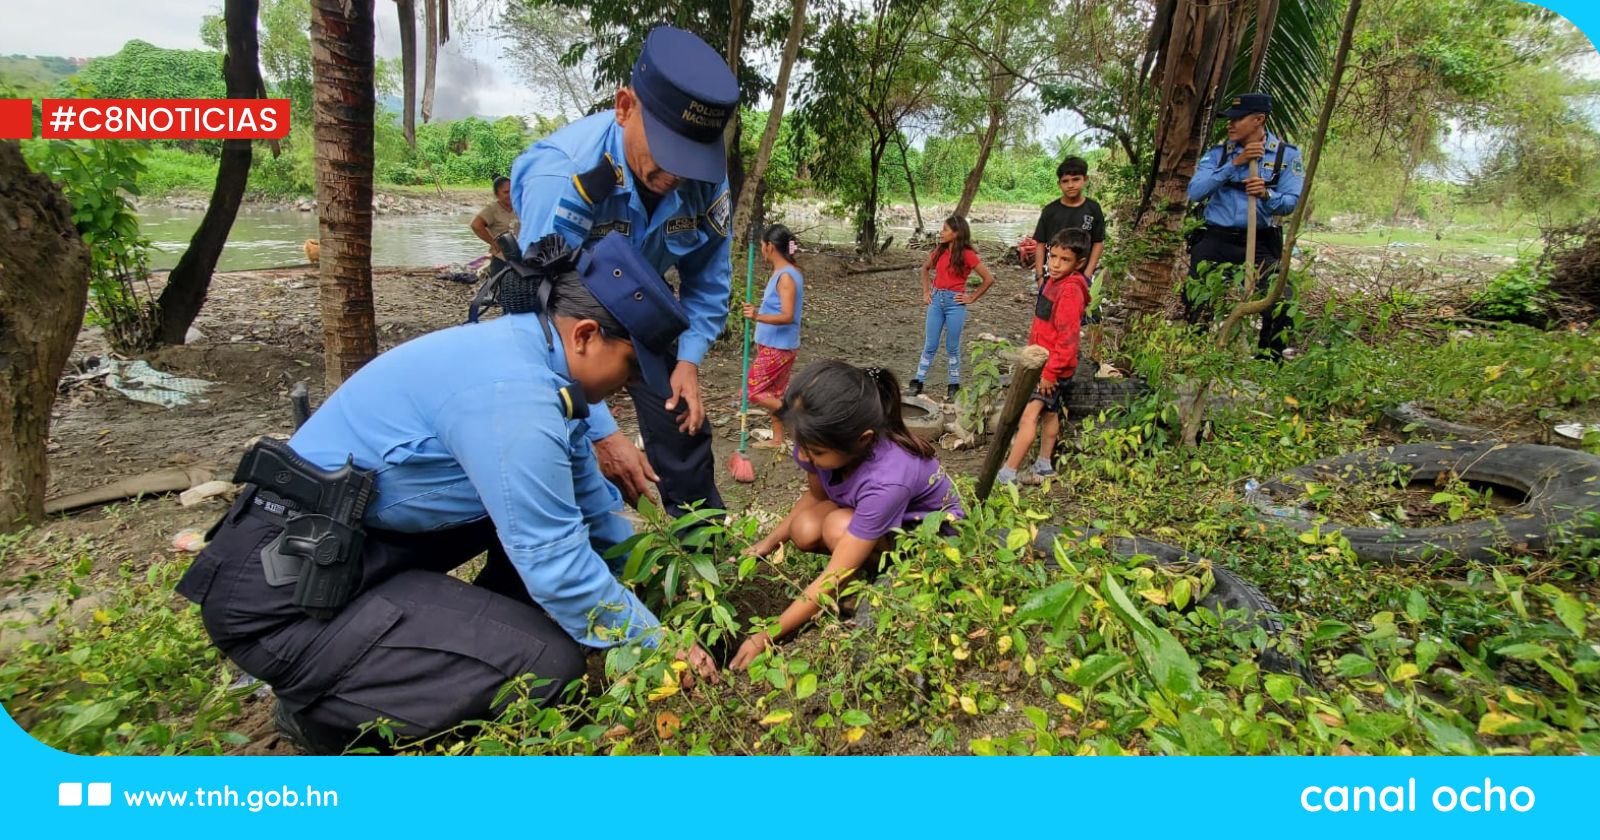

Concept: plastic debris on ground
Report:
left=171, top=528, right=209, bottom=553
left=70, top=358, right=216, bottom=408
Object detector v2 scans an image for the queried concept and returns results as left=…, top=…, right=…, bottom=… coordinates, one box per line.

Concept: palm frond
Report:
left=1224, top=0, right=1339, bottom=143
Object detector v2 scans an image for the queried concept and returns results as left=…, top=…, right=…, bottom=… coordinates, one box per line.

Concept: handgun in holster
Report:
left=234, top=436, right=377, bottom=620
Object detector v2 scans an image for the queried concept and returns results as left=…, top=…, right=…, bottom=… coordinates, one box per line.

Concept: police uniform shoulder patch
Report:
left=573, top=158, right=619, bottom=206
left=704, top=190, right=730, bottom=238
left=666, top=216, right=697, bottom=235
left=1291, top=156, right=1305, bottom=175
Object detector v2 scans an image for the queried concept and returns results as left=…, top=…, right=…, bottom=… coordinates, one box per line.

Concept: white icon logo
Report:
left=58, top=782, right=112, bottom=807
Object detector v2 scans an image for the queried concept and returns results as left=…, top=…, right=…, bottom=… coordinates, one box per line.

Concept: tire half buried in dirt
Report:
left=1066, top=354, right=1150, bottom=417
left=1250, top=442, right=1600, bottom=565
left=1028, top=525, right=1298, bottom=675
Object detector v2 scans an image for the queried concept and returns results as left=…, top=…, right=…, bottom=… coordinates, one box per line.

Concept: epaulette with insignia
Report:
left=572, top=155, right=623, bottom=206
left=557, top=384, right=590, bottom=420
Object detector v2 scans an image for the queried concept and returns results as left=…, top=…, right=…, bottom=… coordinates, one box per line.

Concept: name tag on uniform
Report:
left=587, top=220, right=632, bottom=241
left=666, top=216, right=697, bottom=235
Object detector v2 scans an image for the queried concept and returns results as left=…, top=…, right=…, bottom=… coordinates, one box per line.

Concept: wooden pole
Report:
left=1243, top=159, right=1260, bottom=297
left=976, top=345, right=1050, bottom=501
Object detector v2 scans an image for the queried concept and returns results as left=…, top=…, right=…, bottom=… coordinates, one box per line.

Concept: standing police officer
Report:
left=1183, top=92, right=1305, bottom=358
left=510, top=26, right=739, bottom=514
left=176, top=233, right=718, bottom=754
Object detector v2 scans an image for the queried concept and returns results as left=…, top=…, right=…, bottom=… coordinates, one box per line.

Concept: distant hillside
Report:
left=0, top=54, right=87, bottom=96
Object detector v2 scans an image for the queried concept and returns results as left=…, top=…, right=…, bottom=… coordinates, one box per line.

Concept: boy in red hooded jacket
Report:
left=998, top=229, right=1092, bottom=486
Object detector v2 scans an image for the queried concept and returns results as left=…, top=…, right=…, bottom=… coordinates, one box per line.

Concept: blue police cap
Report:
left=631, top=25, right=739, bottom=183
left=577, top=232, right=690, bottom=399
left=1219, top=92, right=1273, bottom=119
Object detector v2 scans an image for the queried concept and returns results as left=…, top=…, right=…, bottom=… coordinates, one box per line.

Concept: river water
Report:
left=138, top=206, right=1035, bottom=271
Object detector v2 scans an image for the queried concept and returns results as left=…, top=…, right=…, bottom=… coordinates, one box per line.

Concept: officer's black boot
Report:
left=946, top=383, right=961, bottom=402
left=906, top=379, right=924, bottom=397
left=272, top=699, right=358, bottom=756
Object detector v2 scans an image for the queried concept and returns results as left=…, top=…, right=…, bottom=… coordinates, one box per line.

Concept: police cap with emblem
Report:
left=631, top=25, right=740, bottom=183
left=578, top=231, right=690, bottom=399
left=1219, top=92, right=1273, bottom=118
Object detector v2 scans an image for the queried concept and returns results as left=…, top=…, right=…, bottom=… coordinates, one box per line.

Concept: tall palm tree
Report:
left=311, top=0, right=379, bottom=390
left=1111, top=0, right=1336, bottom=329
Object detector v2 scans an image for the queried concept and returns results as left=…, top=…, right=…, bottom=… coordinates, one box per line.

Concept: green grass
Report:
left=139, top=146, right=225, bottom=196
left=1302, top=226, right=1540, bottom=260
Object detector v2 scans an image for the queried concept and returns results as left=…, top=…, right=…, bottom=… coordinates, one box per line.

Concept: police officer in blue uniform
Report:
left=175, top=233, right=720, bottom=754
left=1183, top=92, right=1305, bottom=358
left=509, top=25, right=738, bottom=514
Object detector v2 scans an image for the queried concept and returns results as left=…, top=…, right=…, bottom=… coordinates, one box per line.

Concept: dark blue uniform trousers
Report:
left=626, top=380, right=724, bottom=515
left=176, top=488, right=588, bottom=748
left=1182, top=224, right=1292, bottom=357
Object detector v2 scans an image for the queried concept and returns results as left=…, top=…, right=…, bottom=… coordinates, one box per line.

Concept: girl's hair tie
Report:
left=788, top=239, right=799, bottom=256
left=864, top=366, right=882, bottom=381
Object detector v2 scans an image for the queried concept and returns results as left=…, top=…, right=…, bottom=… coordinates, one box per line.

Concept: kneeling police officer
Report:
left=176, top=232, right=718, bottom=754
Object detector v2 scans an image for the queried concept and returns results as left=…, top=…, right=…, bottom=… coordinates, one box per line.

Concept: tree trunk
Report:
left=955, top=46, right=1012, bottom=220
left=0, top=141, right=91, bottom=530
left=1390, top=108, right=1426, bottom=221
left=156, top=0, right=264, bottom=346
left=311, top=0, right=379, bottom=390
left=955, top=103, right=1003, bottom=220
left=860, top=135, right=887, bottom=252
left=723, top=0, right=751, bottom=215
left=1109, top=0, right=1250, bottom=333
left=731, top=0, right=807, bottom=245
left=421, top=0, right=438, bottom=122
left=396, top=0, right=417, bottom=145
left=894, top=131, right=924, bottom=236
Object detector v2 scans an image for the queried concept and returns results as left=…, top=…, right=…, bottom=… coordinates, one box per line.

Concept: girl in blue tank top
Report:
left=742, top=224, right=805, bottom=450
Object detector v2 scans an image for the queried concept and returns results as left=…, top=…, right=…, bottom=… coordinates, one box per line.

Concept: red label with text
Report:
left=39, top=99, right=290, bottom=140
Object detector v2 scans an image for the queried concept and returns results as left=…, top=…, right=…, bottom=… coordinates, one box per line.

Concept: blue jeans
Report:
left=916, top=289, right=967, bottom=385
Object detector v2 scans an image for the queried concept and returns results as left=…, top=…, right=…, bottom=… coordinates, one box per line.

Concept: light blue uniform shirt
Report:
left=1186, top=130, right=1304, bottom=228
left=510, top=112, right=733, bottom=442
left=288, top=313, right=661, bottom=648
left=753, top=266, right=803, bottom=351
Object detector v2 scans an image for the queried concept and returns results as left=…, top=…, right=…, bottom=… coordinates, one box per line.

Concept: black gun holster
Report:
left=234, top=437, right=378, bottom=620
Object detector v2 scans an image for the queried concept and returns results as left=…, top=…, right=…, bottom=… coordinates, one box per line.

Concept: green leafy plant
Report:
left=1470, top=259, right=1551, bottom=326
left=23, top=138, right=158, bottom=351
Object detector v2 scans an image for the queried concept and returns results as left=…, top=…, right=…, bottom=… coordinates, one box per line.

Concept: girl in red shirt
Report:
left=908, top=216, right=996, bottom=402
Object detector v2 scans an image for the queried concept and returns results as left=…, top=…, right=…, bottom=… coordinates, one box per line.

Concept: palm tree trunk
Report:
left=396, top=0, right=417, bottom=145
left=156, top=0, right=263, bottom=346
left=421, top=0, right=437, bottom=122
left=0, top=141, right=90, bottom=530
left=311, top=0, right=379, bottom=390
left=731, top=0, right=807, bottom=244
left=1111, top=0, right=1250, bottom=329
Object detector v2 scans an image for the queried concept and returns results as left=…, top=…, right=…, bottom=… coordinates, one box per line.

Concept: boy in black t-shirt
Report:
left=1031, top=156, right=1105, bottom=287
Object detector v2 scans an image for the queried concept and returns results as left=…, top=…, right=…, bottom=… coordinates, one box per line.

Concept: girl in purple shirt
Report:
left=731, top=360, right=964, bottom=668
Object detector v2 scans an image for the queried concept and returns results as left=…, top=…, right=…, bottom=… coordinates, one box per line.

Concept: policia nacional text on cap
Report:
left=508, top=25, right=741, bottom=517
